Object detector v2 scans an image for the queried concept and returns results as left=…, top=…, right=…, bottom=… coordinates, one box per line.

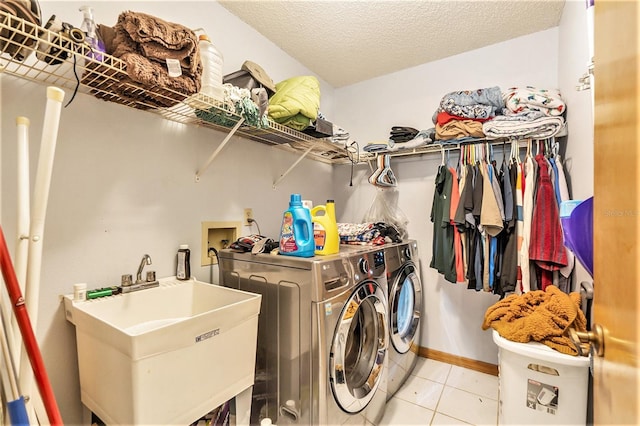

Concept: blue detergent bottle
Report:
left=279, top=194, right=315, bottom=257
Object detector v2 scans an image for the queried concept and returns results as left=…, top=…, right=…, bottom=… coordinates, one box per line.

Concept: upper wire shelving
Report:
left=0, top=9, right=354, bottom=176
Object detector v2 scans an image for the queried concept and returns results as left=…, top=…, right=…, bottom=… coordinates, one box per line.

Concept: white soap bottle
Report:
left=176, top=244, right=191, bottom=280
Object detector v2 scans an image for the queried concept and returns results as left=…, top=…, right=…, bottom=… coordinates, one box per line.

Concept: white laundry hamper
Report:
left=493, top=330, right=590, bottom=425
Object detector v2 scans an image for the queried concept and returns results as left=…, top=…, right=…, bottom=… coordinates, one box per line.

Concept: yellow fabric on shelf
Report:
left=481, top=285, right=587, bottom=356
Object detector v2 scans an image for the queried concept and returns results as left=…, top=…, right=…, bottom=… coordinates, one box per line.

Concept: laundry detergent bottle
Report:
left=311, top=200, right=340, bottom=255
left=279, top=194, right=315, bottom=257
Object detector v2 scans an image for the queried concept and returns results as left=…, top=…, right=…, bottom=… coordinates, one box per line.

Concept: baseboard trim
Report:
left=418, top=347, right=498, bottom=376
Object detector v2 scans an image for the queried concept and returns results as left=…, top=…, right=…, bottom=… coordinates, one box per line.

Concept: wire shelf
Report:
left=0, top=10, right=354, bottom=165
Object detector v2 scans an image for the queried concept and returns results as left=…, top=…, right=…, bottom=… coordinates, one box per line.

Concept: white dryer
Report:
left=384, top=240, right=423, bottom=399
left=219, top=248, right=388, bottom=426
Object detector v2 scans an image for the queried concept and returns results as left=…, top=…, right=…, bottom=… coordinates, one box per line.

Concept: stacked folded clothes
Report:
left=338, top=222, right=401, bottom=245
left=389, top=126, right=419, bottom=143
left=388, top=128, right=434, bottom=150
left=483, top=110, right=566, bottom=139
left=483, top=87, right=567, bottom=139
left=363, top=127, right=434, bottom=153
left=432, top=87, right=504, bottom=141
left=363, top=141, right=390, bottom=153
left=83, top=11, right=202, bottom=109
left=430, top=86, right=567, bottom=141
left=503, top=87, right=566, bottom=116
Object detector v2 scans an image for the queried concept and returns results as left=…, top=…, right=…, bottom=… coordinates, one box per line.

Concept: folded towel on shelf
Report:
left=482, top=113, right=566, bottom=139
left=436, top=119, right=485, bottom=140
left=482, top=285, right=587, bottom=356
left=82, top=12, right=202, bottom=109
left=503, top=86, right=566, bottom=116
left=114, top=11, right=200, bottom=76
left=432, top=86, right=504, bottom=123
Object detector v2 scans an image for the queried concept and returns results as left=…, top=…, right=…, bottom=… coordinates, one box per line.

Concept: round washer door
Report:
left=330, top=280, right=388, bottom=414
left=389, top=262, right=422, bottom=353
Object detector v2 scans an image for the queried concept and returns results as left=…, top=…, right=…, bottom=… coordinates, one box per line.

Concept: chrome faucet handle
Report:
left=146, top=270, right=156, bottom=282
left=121, top=274, right=133, bottom=287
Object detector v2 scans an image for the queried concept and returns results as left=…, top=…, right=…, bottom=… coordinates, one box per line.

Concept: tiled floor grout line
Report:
left=380, top=362, right=499, bottom=426
left=429, top=386, right=446, bottom=425
left=426, top=365, right=451, bottom=426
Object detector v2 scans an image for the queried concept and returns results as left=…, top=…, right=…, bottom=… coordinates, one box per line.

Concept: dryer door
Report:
left=389, top=262, right=422, bottom=353
left=330, top=280, right=388, bottom=414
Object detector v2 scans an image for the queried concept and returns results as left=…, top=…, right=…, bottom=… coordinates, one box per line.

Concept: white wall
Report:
left=557, top=0, right=595, bottom=288
left=1, top=2, right=335, bottom=423
left=332, top=28, right=561, bottom=365
left=0, top=0, right=593, bottom=423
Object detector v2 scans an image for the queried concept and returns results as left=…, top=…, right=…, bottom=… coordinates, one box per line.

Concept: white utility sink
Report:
left=63, top=277, right=261, bottom=426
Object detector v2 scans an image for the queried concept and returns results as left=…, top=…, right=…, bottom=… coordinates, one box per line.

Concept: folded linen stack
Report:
left=483, top=110, right=566, bottom=139
left=389, top=126, right=419, bottom=143
left=432, top=86, right=504, bottom=141
left=483, top=87, right=567, bottom=139
left=338, top=222, right=400, bottom=245
left=83, top=11, right=202, bottom=109
left=363, top=127, right=434, bottom=153
left=363, top=141, right=390, bottom=153
left=388, top=128, right=434, bottom=150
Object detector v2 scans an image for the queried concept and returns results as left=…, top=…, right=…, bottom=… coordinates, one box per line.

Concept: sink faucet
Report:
left=136, top=254, right=152, bottom=283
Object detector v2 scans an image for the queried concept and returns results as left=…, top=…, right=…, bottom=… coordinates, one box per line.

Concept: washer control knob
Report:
left=358, top=258, right=370, bottom=274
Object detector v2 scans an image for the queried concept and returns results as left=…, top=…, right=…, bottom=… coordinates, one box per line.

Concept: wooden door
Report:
left=593, top=0, right=639, bottom=424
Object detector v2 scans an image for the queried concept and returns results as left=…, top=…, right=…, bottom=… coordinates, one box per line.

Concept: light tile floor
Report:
left=377, top=358, right=499, bottom=426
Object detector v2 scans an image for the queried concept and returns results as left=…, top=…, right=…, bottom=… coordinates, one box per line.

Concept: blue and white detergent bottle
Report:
left=279, top=194, right=315, bottom=257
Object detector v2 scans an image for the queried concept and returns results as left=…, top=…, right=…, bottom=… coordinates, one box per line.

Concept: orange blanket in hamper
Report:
left=482, top=285, right=587, bottom=356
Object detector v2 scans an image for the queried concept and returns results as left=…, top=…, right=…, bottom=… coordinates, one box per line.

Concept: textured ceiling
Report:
left=219, top=0, right=566, bottom=87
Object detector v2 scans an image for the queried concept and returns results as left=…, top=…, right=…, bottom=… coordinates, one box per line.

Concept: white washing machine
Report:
left=219, top=248, right=388, bottom=426
left=384, top=240, right=423, bottom=399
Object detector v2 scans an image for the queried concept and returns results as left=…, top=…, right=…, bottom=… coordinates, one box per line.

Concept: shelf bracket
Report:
left=195, top=118, right=245, bottom=182
left=272, top=144, right=316, bottom=189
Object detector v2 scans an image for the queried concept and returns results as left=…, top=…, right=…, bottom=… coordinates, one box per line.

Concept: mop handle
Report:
left=0, top=230, right=63, bottom=426
left=0, top=226, right=62, bottom=424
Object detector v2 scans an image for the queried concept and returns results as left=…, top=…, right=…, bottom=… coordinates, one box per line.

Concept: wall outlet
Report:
left=244, top=208, right=253, bottom=226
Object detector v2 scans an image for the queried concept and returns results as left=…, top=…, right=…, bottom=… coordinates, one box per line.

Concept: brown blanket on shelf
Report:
left=481, top=285, right=587, bottom=356
left=82, top=11, right=201, bottom=110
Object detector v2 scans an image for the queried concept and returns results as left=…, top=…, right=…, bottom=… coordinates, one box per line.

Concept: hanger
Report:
left=368, top=154, right=397, bottom=187
left=368, top=155, right=384, bottom=185
left=439, top=144, right=445, bottom=166
left=377, top=155, right=397, bottom=187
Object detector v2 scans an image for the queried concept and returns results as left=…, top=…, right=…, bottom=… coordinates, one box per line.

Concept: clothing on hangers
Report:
left=428, top=139, right=575, bottom=297
left=430, top=165, right=456, bottom=283
left=529, top=154, right=568, bottom=290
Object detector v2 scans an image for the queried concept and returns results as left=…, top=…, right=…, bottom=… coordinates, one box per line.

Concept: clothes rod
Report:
left=362, top=138, right=541, bottom=161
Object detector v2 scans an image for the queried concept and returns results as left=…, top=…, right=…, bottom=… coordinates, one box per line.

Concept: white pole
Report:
left=18, top=86, right=65, bottom=406
left=15, top=117, right=30, bottom=289
left=12, top=117, right=30, bottom=365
